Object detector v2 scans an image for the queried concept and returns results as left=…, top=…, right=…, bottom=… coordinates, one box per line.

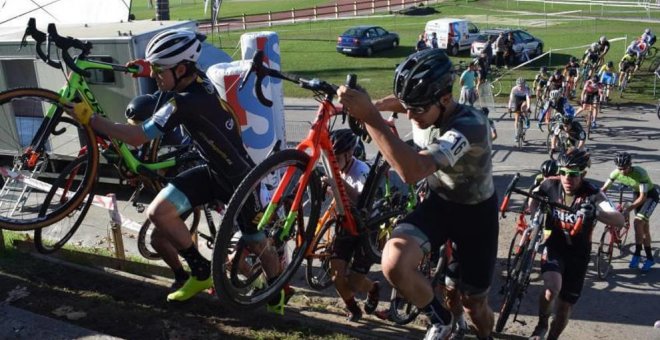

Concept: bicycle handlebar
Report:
left=500, top=173, right=584, bottom=236
left=21, top=18, right=139, bottom=77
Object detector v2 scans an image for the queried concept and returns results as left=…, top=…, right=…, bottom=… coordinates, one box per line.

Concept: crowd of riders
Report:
left=52, top=23, right=658, bottom=340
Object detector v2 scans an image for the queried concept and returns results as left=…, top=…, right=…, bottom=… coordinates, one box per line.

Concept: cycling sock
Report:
left=173, top=267, right=189, bottom=282
left=178, top=245, right=210, bottom=280
left=343, top=296, right=358, bottom=308
left=645, top=246, right=654, bottom=261
left=634, top=244, right=643, bottom=257
left=422, top=297, right=452, bottom=325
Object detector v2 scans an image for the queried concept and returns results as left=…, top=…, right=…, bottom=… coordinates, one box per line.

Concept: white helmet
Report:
left=590, top=42, right=599, bottom=50
left=549, top=89, right=561, bottom=100
left=146, top=29, right=202, bottom=67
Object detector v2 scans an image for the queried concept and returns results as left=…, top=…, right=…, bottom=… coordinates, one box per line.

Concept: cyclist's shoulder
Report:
left=631, top=166, right=650, bottom=178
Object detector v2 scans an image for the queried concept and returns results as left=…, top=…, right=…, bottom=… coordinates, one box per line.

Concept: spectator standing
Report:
left=416, top=33, right=429, bottom=52
left=494, top=32, right=507, bottom=68
left=504, top=31, right=515, bottom=68
left=459, top=60, right=479, bottom=106
left=430, top=32, right=439, bottom=49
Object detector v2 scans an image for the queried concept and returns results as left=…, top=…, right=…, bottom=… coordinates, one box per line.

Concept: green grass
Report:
left=131, top=0, right=329, bottom=21
left=206, top=0, right=660, bottom=102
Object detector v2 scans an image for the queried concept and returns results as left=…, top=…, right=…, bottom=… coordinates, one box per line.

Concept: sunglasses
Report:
left=150, top=63, right=176, bottom=74
left=401, top=101, right=436, bottom=115
left=618, top=166, right=630, bottom=171
left=558, top=168, right=584, bottom=178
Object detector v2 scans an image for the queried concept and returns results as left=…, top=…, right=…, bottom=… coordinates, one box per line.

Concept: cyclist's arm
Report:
left=508, top=89, right=515, bottom=110
left=594, top=191, right=625, bottom=228
left=338, top=87, right=436, bottom=184
left=373, top=94, right=405, bottom=113
left=601, top=178, right=615, bottom=192
left=89, top=115, right=150, bottom=147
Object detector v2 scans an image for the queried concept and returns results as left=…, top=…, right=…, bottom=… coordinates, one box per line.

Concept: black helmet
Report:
left=554, top=69, right=562, bottom=76
left=330, top=128, right=358, bottom=155
left=558, top=149, right=591, bottom=170
left=393, top=49, right=455, bottom=107
left=540, top=159, right=559, bottom=177
left=561, top=114, right=573, bottom=124
left=540, top=66, right=548, bottom=73
left=607, top=61, right=614, bottom=68
left=125, top=92, right=173, bottom=122
left=614, top=152, right=632, bottom=168
left=125, top=94, right=159, bottom=122
left=591, top=75, right=599, bottom=82
left=570, top=56, right=577, bottom=63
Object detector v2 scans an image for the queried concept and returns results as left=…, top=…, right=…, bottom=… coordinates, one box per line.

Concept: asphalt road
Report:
left=42, top=96, right=660, bottom=339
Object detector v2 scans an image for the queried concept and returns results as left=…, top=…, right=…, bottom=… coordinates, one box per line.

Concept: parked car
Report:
left=470, top=29, right=544, bottom=63
left=336, top=25, right=399, bottom=56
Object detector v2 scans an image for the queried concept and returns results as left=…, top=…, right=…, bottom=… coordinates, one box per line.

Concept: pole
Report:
left=155, top=0, right=170, bottom=20
left=0, top=229, right=5, bottom=252
left=107, top=194, right=126, bottom=265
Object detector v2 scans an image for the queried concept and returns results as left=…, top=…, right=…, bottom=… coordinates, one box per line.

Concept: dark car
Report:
left=336, top=25, right=399, bottom=57
left=471, top=29, right=544, bottom=63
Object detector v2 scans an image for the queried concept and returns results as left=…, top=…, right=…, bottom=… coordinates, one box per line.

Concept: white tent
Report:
left=0, top=0, right=131, bottom=28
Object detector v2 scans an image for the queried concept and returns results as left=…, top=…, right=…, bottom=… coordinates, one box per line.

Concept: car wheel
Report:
left=450, top=44, right=459, bottom=56
left=392, top=39, right=399, bottom=49
left=366, top=47, right=373, bottom=57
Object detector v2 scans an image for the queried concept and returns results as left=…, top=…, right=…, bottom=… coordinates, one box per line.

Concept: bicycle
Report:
left=618, top=68, right=632, bottom=98
left=512, top=108, right=530, bottom=149
left=496, top=173, right=584, bottom=333
left=595, top=184, right=631, bottom=280
left=0, top=19, right=197, bottom=252
left=305, top=116, right=415, bottom=291
left=210, top=51, right=407, bottom=310
left=532, top=85, right=549, bottom=121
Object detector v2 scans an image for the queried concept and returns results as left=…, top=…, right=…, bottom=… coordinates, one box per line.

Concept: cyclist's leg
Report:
left=547, top=251, right=589, bottom=339
left=531, top=246, right=563, bottom=339
left=450, top=193, right=498, bottom=338
left=329, top=251, right=363, bottom=320
left=635, top=193, right=658, bottom=264
left=150, top=227, right=189, bottom=289
left=382, top=193, right=452, bottom=326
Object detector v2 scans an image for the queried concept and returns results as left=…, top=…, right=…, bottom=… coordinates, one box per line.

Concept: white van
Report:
left=424, top=18, right=480, bottom=56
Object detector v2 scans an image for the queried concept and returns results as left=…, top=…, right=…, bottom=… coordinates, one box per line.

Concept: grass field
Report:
left=134, top=0, right=660, bottom=102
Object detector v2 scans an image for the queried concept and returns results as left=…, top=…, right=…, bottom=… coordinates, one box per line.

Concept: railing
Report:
left=203, top=0, right=431, bottom=31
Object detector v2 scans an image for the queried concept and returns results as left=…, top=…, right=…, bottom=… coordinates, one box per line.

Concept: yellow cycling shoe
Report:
left=166, top=276, right=213, bottom=302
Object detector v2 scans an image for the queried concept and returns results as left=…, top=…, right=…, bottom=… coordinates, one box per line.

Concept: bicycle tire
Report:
left=304, top=217, right=335, bottom=291
left=620, top=224, right=630, bottom=248
left=656, top=102, right=660, bottom=120
left=595, top=228, right=613, bottom=280
left=515, top=118, right=523, bottom=149
left=585, top=111, right=592, bottom=140
left=506, top=229, right=523, bottom=277
left=495, top=278, right=523, bottom=333
left=491, top=80, right=502, bottom=97
left=33, top=154, right=96, bottom=253
left=362, top=208, right=407, bottom=264
left=648, top=57, right=660, bottom=73
left=649, top=46, right=658, bottom=59
left=137, top=207, right=202, bottom=260
left=211, top=149, right=321, bottom=310
left=0, top=88, right=98, bottom=230
left=388, top=288, right=421, bottom=325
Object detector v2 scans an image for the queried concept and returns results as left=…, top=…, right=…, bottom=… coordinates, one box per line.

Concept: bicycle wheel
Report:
left=362, top=207, right=407, bottom=264
left=532, top=98, right=542, bottom=121
left=137, top=207, right=202, bottom=260
left=305, top=216, right=335, bottom=291
left=585, top=111, right=592, bottom=140
left=495, top=278, right=523, bottom=333
left=595, top=228, right=614, bottom=280
left=33, top=154, right=96, bottom=253
left=491, top=80, right=502, bottom=97
left=0, top=88, right=98, bottom=230
left=656, top=102, right=660, bottom=120
left=619, top=75, right=628, bottom=98
left=515, top=118, right=523, bottom=149
left=211, top=149, right=321, bottom=310
left=506, top=228, right=524, bottom=277
left=388, top=288, right=421, bottom=325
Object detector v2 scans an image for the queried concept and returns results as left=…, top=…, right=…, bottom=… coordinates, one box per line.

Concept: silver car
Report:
left=470, top=29, right=544, bottom=62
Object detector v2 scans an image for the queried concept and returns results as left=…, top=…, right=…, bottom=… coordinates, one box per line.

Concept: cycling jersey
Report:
left=412, top=104, right=494, bottom=204
left=608, top=166, right=655, bottom=194
left=583, top=50, right=599, bottom=64
left=508, top=85, right=530, bottom=112
left=553, top=121, right=586, bottom=146
left=541, top=97, right=575, bottom=121
left=534, top=179, right=616, bottom=303
left=598, top=65, right=616, bottom=85
left=534, top=73, right=549, bottom=89
left=598, top=40, right=610, bottom=55
left=582, top=80, right=601, bottom=94
left=548, top=75, right=565, bottom=90
left=144, top=74, right=255, bottom=187
left=564, top=62, right=580, bottom=77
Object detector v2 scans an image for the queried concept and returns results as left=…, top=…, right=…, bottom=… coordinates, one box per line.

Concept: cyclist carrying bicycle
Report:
left=576, top=75, right=602, bottom=129
left=508, top=77, right=532, bottom=143
left=527, top=149, right=624, bottom=340
left=598, top=61, right=616, bottom=102
left=549, top=115, right=586, bottom=160
left=537, top=89, right=576, bottom=131
left=601, top=152, right=658, bottom=273
left=533, top=66, right=550, bottom=100
left=65, top=29, right=282, bottom=305
left=324, top=129, right=382, bottom=322
left=563, top=57, right=580, bottom=98
left=626, top=39, right=647, bottom=72
left=339, top=49, right=499, bottom=340
left=641, top=28, right=656, bottom=47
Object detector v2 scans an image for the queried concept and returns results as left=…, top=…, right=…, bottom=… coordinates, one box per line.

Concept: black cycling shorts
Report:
left=171, top=165, right=261, bottom=237
left=568, top=69, right=578, bottom=77
left=541, top=245, right=590, bottom=304
left=633, top=187, right=659, bottom=221
left=330, top=227, right=374, bottom=274
left=397, top=192, right=499, bottom=296
left=585, top=93, right=599, bottom=105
